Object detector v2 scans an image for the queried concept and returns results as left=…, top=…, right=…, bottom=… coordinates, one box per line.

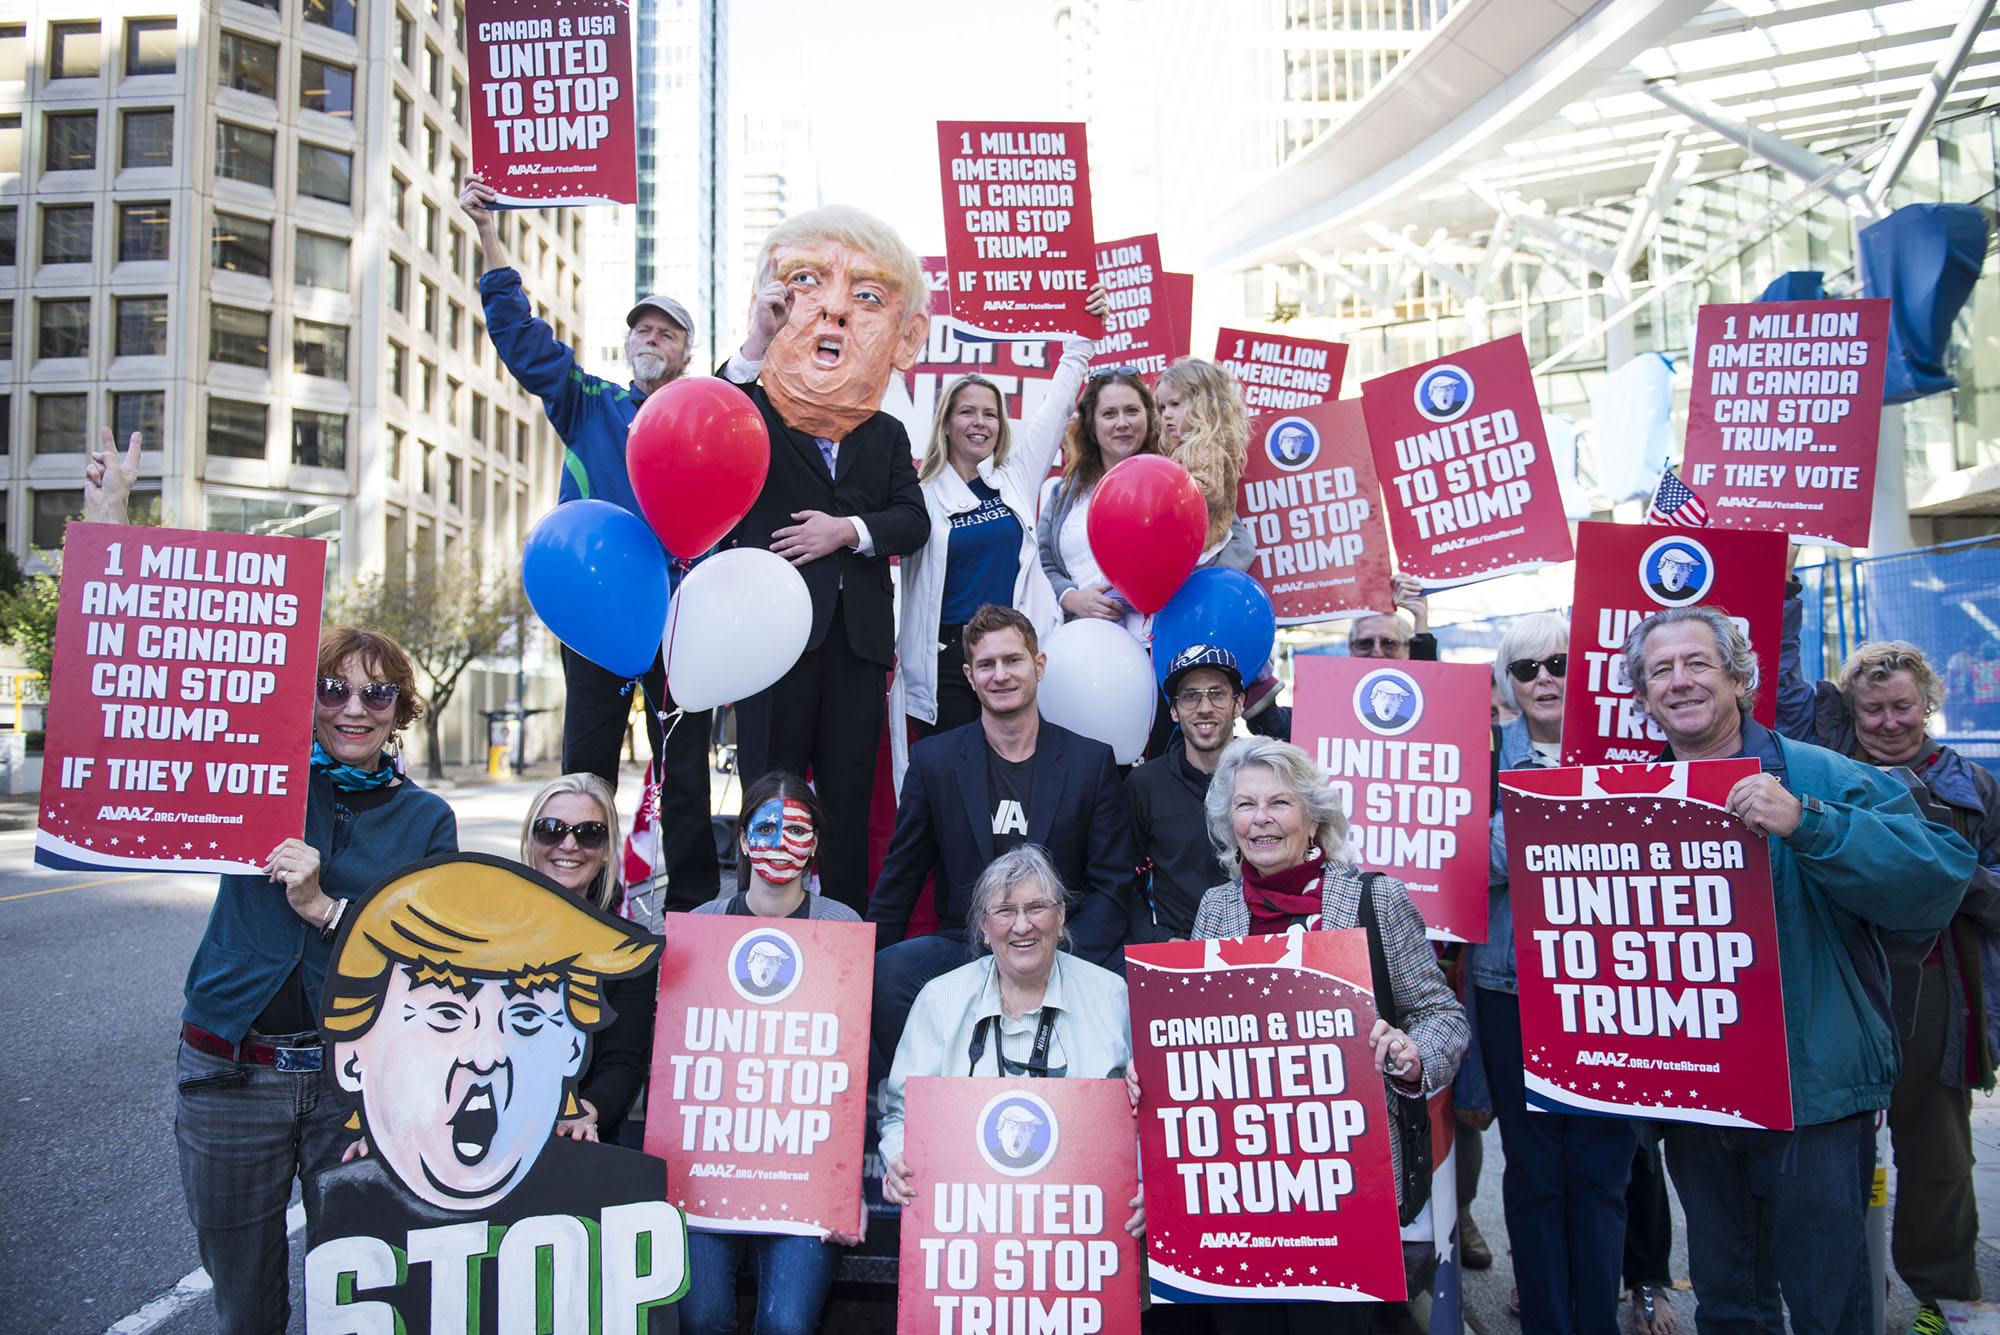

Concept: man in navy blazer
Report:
left=868, top=605, right=1137, bottom=1058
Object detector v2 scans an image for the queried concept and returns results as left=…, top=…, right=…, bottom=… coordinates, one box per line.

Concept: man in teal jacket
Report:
left=1625, top=604, right=1974, bottom=1335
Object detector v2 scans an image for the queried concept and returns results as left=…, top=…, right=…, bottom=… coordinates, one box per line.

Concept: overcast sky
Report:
left=728, top=0, right=1067, bottom=255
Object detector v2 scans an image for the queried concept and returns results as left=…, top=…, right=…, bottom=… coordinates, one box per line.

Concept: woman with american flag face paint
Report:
left=685, top=770, right=867, bottom=1332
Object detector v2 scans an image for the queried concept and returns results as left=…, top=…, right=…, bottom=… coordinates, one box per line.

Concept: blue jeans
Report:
left=871, top=933, right=976, bottom=1062
left=1664, top=1115, right=1876, bottom=1335
left=680, top=1231, right=840, bottom=1335
left=1477, top=988, right=1636, bottom=1335
left=173, top=1035, right=353, bottom=1335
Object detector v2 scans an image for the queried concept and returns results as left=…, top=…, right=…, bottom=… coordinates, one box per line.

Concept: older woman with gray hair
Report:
left=878, top=844, right=1139, bottom=1233
left=1776, top=583, right=2000, bottom=1324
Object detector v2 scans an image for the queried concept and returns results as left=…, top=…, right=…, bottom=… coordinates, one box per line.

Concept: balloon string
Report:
left=658, top=707, right=685, bottom=743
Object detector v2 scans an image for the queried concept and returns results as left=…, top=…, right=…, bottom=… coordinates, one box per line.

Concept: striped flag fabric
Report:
left=1646, top=466, right=1710, bottom=528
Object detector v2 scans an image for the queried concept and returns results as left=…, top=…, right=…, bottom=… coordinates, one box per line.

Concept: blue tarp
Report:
left=1758, top=271, right=1827, bottom=302
left=1859, top=203, right=1990, bottom=403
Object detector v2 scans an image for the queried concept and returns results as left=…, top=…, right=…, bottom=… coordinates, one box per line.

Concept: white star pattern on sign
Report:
left=1309, top=1266, right=1319, bottom=1276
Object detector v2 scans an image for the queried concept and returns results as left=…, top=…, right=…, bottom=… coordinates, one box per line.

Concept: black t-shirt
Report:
left=987, top=748, right=1035, bottom=856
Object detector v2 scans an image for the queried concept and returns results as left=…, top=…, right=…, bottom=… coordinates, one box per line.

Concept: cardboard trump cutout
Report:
left=304, top=854, right=687, bottom=1334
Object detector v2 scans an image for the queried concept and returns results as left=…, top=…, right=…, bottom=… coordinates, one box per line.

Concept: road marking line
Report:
left=106, top=1202, right=305, bottom=1334
left=0, top=874, right=137, bottom=903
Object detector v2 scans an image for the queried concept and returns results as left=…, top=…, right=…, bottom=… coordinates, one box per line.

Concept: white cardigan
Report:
left=889, top=340, right=1092, bottom=788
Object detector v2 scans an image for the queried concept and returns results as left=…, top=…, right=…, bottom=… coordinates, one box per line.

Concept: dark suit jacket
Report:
left=717, top=371, right=928, bottom=667
left=868, top=717, right=1136, bottom=966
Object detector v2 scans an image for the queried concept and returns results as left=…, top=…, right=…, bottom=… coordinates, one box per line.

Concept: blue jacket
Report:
left=478, top=266, right=653, bottom=533
left=181, top=772, right=457, bottom=1043
left=1468, top=714, right=1547, bottom=994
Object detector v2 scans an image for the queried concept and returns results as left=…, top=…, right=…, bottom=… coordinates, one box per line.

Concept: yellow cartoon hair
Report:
left=321, top=856, right=659, bottom=1039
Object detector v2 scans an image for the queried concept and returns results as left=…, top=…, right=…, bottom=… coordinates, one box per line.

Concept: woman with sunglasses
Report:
left=1036, top=367, right=1166, bottom=643
left=678, top=772, right=861, bottom=1335
left=1473, top=613, right=1644, bottom=1335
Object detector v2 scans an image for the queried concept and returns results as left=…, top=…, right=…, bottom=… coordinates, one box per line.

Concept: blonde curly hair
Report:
left=1157, top=358, right=1248, bottom=549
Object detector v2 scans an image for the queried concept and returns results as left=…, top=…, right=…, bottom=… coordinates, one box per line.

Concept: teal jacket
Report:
left=1766, top=728, right=1975, bottom=1124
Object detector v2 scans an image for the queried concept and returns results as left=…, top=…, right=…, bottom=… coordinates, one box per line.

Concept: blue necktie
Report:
left=815, top=438, right=836, bottom=477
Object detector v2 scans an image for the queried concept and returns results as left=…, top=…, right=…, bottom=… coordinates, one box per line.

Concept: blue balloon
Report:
left=1152, top=567, right=1277, bottom=687
left=521, top=500, right=669, bottom=679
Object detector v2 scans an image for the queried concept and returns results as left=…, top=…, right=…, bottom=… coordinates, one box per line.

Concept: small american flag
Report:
left=1646, top=466, right=1710, bottom=528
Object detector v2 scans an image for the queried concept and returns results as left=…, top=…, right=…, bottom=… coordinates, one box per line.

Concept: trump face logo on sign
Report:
left=978, top=1090, right=1060, bottom=1177
left=1264, top=416, right=1321, bottom=472
left=1353, top=667, right=1424, bottom=738
left=729, top=928, right=803, bottom=1004
left=1414, top=365, right=1475, bottom=423
left=1640, top=535, right=1716, bottom=608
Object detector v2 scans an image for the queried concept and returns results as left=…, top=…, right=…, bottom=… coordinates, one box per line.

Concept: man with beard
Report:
left=1126, top=645, right=1243, bottom=941
left=719, top=206, right=932, bottom=913
left=867, top=605, right=1135, bottom=1058
left=461, top=173, right=719, bottom=913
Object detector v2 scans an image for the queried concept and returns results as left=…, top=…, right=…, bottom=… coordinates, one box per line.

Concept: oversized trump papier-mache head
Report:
left=755, top=205, right=930, bottom=440
left=321, top=854, right=661, bottom=1213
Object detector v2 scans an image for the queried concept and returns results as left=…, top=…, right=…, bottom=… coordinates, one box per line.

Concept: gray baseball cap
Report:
left=626, top=295, right=693, bottom=333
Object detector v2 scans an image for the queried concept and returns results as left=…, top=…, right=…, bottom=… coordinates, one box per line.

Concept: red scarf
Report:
left=1241, top=847, right=1325, bottom=931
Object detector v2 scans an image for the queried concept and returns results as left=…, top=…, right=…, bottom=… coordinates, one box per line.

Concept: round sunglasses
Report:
left=530, top=816, right=610, bottom=850
left=316, top=677, right=401, bottom=713
left=1506, top=654, right=1568, bottom=683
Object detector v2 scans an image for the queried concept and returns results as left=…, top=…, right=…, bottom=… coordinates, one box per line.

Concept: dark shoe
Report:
left=1458, top=1211, right=1492, bottom=1269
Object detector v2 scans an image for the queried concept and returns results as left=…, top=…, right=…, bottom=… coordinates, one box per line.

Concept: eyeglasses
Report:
left=1086, top=364, right=1140, bottom=380
left=1349, top=637, right=1408, bottom=655
left=1506, top=654, right=1568, bottom=683
left=530, top=817, right=610, bottom=850
left=984, top=899, right=1062, bottom=925
left=1174, top=686, right=1238, bottom=710
left=316, top=677, right=401, bottom=713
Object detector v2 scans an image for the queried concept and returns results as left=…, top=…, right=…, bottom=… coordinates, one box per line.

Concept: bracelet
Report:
left=319, top=896, right=348, bottom=944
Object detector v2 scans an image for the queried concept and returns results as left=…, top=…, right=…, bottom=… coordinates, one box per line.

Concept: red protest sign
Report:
left=1561, top=522, right=1786, bottom=766
left=1091, top=235, right=1174, bottom=378
left=1126, top=931, right=1407, bottom=1304
left=1216, top=328, right=1348, bottom=413
left=466, top=0, right=638, bottom=207
left=1501, top=760, right=1793, bottom=1130
left=896, top=1077, right=1142, bottom=1335
left=645, top=913, right=875, bottom=1236
left=1360, top=335, right=1574, bottom=586
left=886, top=257, right=1073, bottom=446
left=1292, top=656, right=1491, bottom=941
left=1682, top=300, right=1889, bottom=548
left=1236, top=400, right=1394, bottom=626
left=938, top=121, right=1096, bottom=338
left=36, top=523, right=325, bottom=874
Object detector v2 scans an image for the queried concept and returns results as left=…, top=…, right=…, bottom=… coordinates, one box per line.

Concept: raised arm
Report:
left=84, top=428, right=141, bottom=526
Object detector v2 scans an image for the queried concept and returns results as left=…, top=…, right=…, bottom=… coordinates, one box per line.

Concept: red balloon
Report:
left=1086, top=455, right=1206, bottom=615
left=626, top=377, right=770, bottom=558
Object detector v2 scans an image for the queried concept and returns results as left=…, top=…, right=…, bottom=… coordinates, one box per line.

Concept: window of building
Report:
left=425, top=44, right=441, bottom=99
left=449, top=226, right=464, bottom=275
left=452, top=3, right=466, bottom=49
left=419, top=359, right=435, bottom=412
left=236, top=0, right=280, bottom=11
left=112, top=390, right=162, bottom=444
left=469, top=391, right=486, bottom=443
left=209, top=304, right=269, bottom=367
left=33, top=490, right=82, bottom=546
left=445, top=376, right=460, bottom=426
left=35, top=394, right=86, bottom=453
left=516, top=419, right=528, bottom=464
left=297, top=143, right=351, bottom=204
left=0, top=300, right=12, bottom=360
left=424, top=122, right=441, bottom=173
left=421, top=200, right=438, bottom=254
left=421, top=442, right=436, bottom=494
left=0, top=117, right=22, bottom=173
left=294, top=318, right=348, bottom=380
left=218, top=31, right=278, bottom=98
left=446, top=299, right=462, bottom=350
left=294, top=229, right=348, bottom=292
left=300, top=56, right=354, bottom=118
left=205, top=495, right=340, bottom=551
left=40, top=204, right=92, bottom=264
left=124, top=19, right=176, bottom=76
left=451, top=77, right=465, bottom=127
left=395, top=11, right=414, bottom=64
left=0, top=26, right=24, bottom=82
left=118, top=201, right=168, bottom=262
left=44, top=111, right=96, bottom=171
left=421, top=279, right=437, bottom=335
left=303, top=0, right=357, bottom=37
left=450, top=148, right=466, bottom=190
left=212, top=211, right=272, bottom=275
left=37, top=299, right=88, bottom=359
left=50, top=23, right=101, bottom=80
left=390, top=257, right=409, bottom=313
left=208, top=397, right=266, bottom=459
left=0, top=207, right=13, bottom=265
left=119, top=108, right=172, bottom=169
left=386, top=427, right=404, bottom=483
left=293, top=409, right=346, bottom=468
left=216, top=122, right=275, bottom=187
left=394, top=91, right=412, bottom=148
left=390, top=172, right=408, bottom=228
left=468, top=463, right=483, bottom=519
left=388, top=340, right=407, bottom=397
left=115, top=295, right=166, bottom=356
left=446, top=454, right=462, bottom=508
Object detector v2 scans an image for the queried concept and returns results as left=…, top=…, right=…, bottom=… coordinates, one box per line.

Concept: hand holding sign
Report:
left=1724, top=772, right=1803, bottom=838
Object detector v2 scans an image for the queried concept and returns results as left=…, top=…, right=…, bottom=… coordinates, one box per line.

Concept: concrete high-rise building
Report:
left=731, top=111, right=817, bottom=305
left=0, top=0, right=586, bottom=764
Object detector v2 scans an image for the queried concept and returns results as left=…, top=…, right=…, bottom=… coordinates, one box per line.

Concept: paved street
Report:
left=2, top=769, right=1995, bottom=1333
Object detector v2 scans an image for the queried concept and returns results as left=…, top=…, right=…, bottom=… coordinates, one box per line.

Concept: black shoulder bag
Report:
left=1357, top=872, right=1433, bottom=1226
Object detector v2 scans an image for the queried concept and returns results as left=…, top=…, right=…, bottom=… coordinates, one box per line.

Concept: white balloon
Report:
left=1038, top=620, right=1157, bottom=765
left=662, top=549, right=811, bottom=712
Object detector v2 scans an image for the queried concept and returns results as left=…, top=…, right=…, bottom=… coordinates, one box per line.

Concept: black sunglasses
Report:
left=1086, top=364, right=1140, bottom=380
left=1506, top=654, right=1568, bottom=683
left=530, top=817, right=610, bottom=850
left=317, top=677, right=401, bottom=713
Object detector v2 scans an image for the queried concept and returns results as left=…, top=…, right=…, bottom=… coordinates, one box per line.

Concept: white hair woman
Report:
left=1777, top=587, right=2000, bottom=1323
left=878, top=844, right=1141, bottom=1236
